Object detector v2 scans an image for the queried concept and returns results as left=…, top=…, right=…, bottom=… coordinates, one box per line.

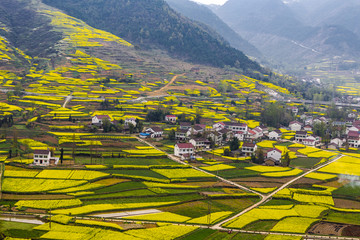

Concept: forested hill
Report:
left=165, top=0, right=261, bottom=58
left=0, top=0, right=61, bottom=58
left=41, top=0, right=264, bottom=74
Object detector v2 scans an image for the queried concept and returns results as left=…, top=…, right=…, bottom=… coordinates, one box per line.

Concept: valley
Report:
left=0, top=0, right=359, bottom=239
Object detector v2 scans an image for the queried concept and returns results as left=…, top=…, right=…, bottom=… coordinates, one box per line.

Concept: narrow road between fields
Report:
left=62, top=93, right=73, bottom=108
left=136, top=137, right=264, bottom=197
left=213, top=154, right=343, bottom=228
left=147, top=74, right=184, bottom=97
left=136, top=136, right=347, bottom=235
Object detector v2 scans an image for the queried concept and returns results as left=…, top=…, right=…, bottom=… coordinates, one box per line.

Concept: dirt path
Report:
left=62, top=93, right=73, bottom=108
left=136, top=137, right=264, bottom=197
left=147, top=74, right=183, bottom=97
left=213, top=154, right=344, bottom=229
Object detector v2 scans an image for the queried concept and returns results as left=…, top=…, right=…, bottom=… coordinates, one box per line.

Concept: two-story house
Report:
left=241, top=143, right=257, bottom=157
left=174, top=143, right=195, bottom=157
left=33, top=150, right=59, bottom=167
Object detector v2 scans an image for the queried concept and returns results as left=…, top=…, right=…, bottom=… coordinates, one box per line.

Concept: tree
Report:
left=60, top=148, right=64, bottom=164
left=128, top=123, right=135, bottom=134
left=102, top=118, right=112, bottom=133
left=282, top=151, right=291, bottom=167
left=223, top=148, right=231, bottom=156
left=208, top=137, right=215, bottom=149
left=313, top=122, right=326, bottom=139
left=261, top=103, right=294, bottom=128
left=116, top=123, right=124, bottom=133
left=229, top=137, right=240, bottom=151
left=254, top=149, right=264, bottom=164
left=136, top=121, right=144, bottom=133
left=146, top=109, right=169, bottom=122
left=6, top=91, right=14, bottom=102
left=168, top=129, right=175, bottom=140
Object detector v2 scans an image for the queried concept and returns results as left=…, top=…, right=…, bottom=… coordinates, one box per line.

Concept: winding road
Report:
left=135, top=137, right=357, bottom=239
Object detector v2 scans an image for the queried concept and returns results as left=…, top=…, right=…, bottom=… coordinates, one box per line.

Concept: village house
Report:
left=289, top=121, right=302, bottom=131
left=219, top=128, right=233, bottom=142
left=92, top=115, right=111, bottom=126
left=175, top=129, right=188, bottom=141
left=241, top=143, right=257, bottom=157
left=140, top=127, right=163, bottom=139
left=249, top=127, right=263, bottom=140
left=187, top=125, right=206, bottom=136
left=303, top=125, right=313, bottom=132
left=213, top=122, right=226, bottom=131
left=189, top=138, right=211, bottom=151
left=180, top=122, right=192, bottom=130
left=330, top=138, right=344, bottom=148
left=295, top=131, right=308, bottom=143
left=268, top=130, right=282, bottom=140
left=348, top=112, right=357, bottom=119
left=165, top=115, right=177, bottom=124
left=303, top=135, right=321, bottom=147
left=225, top=122, right=248, bottom=133
left=287, top=106, right=299, bottom=115
left=207, top=131, right=223, bottom=146
left=346, top=125, right=360, bottom=135
left=346, top=118, right=356, bottom=127
left=313, top=117, right=328, bottom=125
left=347, top=131, right=360, bottom=148
left=124, top=117, right=137, bottom=127
left=33, top=150, right=59, bottom=167
left=174, top=143, right=195, bottom=158
left=266, top=148, right=282, bottom=166
left=327, top=143, right=339, bottom=150
left=234, top=131, right=246, bottom=141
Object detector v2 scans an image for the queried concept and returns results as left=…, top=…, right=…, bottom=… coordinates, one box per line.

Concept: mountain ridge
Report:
left=42, top=0, right=264, bottom=74
left=165, top=0, right=261, bottom=58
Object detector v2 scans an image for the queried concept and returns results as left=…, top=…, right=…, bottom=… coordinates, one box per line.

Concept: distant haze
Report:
left=191, top=0, right=228, bottom=5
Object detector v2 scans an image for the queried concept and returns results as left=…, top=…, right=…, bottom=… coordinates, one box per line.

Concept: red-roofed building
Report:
left=289, top=121, right=302, bottom=131
left=165, top=115, right=177, bottom=123
left=213, top=122, right=226, bottom=131
left=266, top=148, right=282, bottom=164
left=174, top=143, right=194, bottom=157
left=303, top=135, right=321, bottom=147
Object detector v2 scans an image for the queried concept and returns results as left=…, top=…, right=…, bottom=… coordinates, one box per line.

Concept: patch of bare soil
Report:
left=308, top=222, right=348, bottom=236
left=334, top=198, right=360, bottom=209
left=322, top=179, right=348, bottom=188
left=233, top=176, right=294, bottom=184
left=236, top=181, right=281, bottom=188
left=292, top=178, right=323, bottom=185
left=342, top=225, right=360, bottom=237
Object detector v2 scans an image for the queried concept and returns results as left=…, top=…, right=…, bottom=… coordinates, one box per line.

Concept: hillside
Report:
left=41, top=0, right=263, bottom=74
left=0, top=0, right=61, bottom=60
left=165, top=0, right=261, bottom=58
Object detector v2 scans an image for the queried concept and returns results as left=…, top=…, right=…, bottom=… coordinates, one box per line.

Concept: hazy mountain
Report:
left=42, top=0, right=264, bottom=73
left=305, top=0, right=360, bottom=37
left=214, top=0, right=360, bottom=66
left=165, top=0, right=261, bottom=57
left=216, top=0, right=313, bottom=41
